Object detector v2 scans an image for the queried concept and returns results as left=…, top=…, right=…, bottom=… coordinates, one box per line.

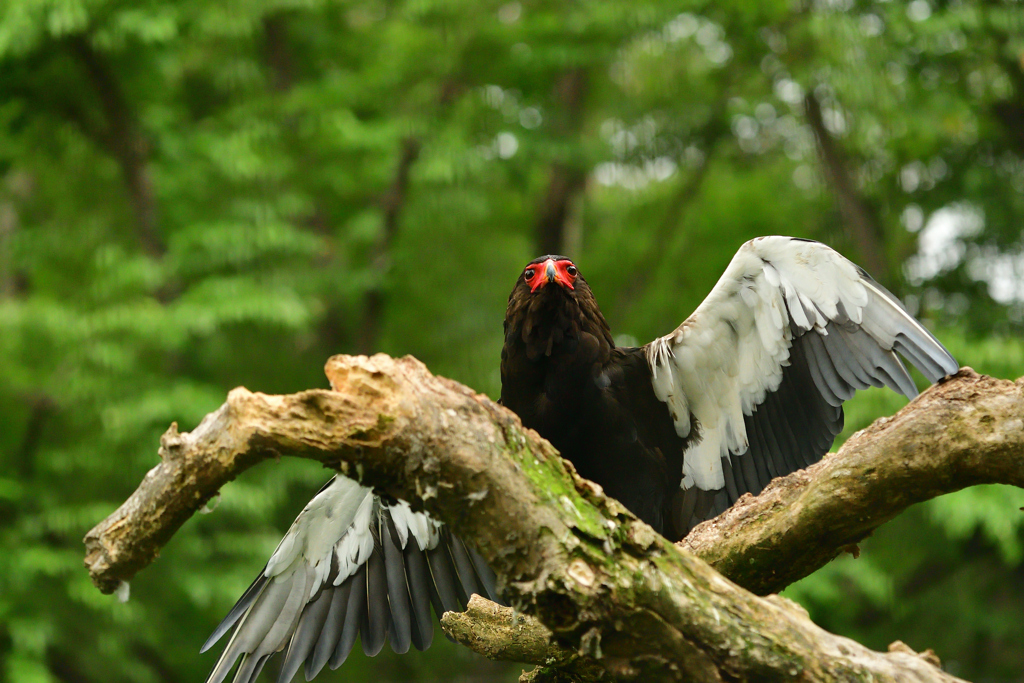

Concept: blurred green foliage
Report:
left=1, top=0, right=1023, bottom=681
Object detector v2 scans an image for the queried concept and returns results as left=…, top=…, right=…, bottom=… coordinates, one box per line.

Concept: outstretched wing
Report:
left=644, top=236, right=958, bottom=531
left=203, top=475, right=500, bottom=683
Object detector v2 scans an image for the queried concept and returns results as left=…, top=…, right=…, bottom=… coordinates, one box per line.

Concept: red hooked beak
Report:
left=529, top=258, right=576, bottom=292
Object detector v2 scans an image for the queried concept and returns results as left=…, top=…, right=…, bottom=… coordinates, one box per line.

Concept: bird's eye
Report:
left=524, top=268, right=535, bottom=280
left=566, top=265, right=578, bottom=277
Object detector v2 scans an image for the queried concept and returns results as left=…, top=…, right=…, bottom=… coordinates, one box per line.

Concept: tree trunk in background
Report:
left=263, top=13, right=295, bottom=93
left=535, top=68, right=589, bottom=257
left=804, top=90, right=888, bottom=283
left=357, top=137, right=421, bottom=354
left=67, top=35, right=163, bottom=258
left=985, top=19, right=1024, bottom=157
left=260, top=15, right=424, bottom=357
left=615, top=108, right=727, bottom=316
left=536, top=163, right=587, bottom=257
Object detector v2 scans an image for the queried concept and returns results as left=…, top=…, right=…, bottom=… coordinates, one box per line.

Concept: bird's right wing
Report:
left=203, top=475, right=499, bottom=683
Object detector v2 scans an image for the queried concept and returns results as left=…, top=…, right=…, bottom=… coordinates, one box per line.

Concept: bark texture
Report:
left=83, top=356, right=1021, bottom=681
left=441, top=595, right=605, bottom=680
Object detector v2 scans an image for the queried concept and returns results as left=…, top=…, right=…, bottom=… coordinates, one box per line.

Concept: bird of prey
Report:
left=500, top=237, right=957, bottom=539
left=203, top=236, right=958, bottom=682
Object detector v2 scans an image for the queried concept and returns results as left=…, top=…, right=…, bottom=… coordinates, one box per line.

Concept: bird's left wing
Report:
left=644, top=236, right=958, bottom=531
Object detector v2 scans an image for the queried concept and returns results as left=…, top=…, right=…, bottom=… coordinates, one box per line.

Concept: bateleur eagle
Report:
left=203, top=236, right=958, bottom=682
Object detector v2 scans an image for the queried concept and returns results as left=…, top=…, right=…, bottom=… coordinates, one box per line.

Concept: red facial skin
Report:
left=524, top=258, right=577, bottom=293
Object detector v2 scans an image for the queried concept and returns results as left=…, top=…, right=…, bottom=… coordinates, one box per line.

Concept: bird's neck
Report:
left=515, top=290, right=612, bottom=363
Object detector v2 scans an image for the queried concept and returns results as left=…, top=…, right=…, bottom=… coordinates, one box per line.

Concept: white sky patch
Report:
left=595, top=157, right=678, bottom=190
left=774, top=78, right=803, bottom=105
left=519, top=107, right=542, bottom=129
left=483, top=84, right=504, bottom=108
left=904, top=204, right=983, bottom=284
left=792, top=164, right=817, bottom=190
left=822, top=105, right=847, bottom=136
left=496, top=132, right=519, bottom=159
left=498, top=2, right=521, bottom=24
left=901, top=204, right=924, bottom=232
left=906, top=202, right=1024, bottom=303
left=661, top=13, right=731, bottom=66
left=664, top=13, right=699, bottom=42
left=907, top=0, right=932, bottom=22
left=968, top=248, right=1024, bottom=303
left=860, top=13, right=884, bottom=37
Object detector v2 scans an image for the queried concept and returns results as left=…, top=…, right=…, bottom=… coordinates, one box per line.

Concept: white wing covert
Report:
left=203, top=475, right=500, bottom=683
left=645, top=237, right=958, bottom=529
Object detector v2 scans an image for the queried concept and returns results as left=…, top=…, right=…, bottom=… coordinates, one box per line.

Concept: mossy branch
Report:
left=84, top=356, right=1021, bottom=681
left=680, top=368, right=1024, bottom=595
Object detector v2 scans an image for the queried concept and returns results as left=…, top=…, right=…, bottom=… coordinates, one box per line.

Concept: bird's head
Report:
left=504, top=254, right=612, bottom=359
left=519, top=255, right=579, bottom=294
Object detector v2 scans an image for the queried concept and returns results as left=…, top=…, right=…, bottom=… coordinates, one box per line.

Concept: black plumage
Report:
left=501, top=255, right=694, bottom=539
left=500, top=244, right=958, bottom=541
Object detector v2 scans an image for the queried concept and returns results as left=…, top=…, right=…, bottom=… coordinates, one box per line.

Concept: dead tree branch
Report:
left=680, top=368, right=1024, bottom=595
left=84, top=358, right=1018, bottom=681
left=440, top=595, right=605, bottom=681
left=439, top=367, right=1021, bottom=678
